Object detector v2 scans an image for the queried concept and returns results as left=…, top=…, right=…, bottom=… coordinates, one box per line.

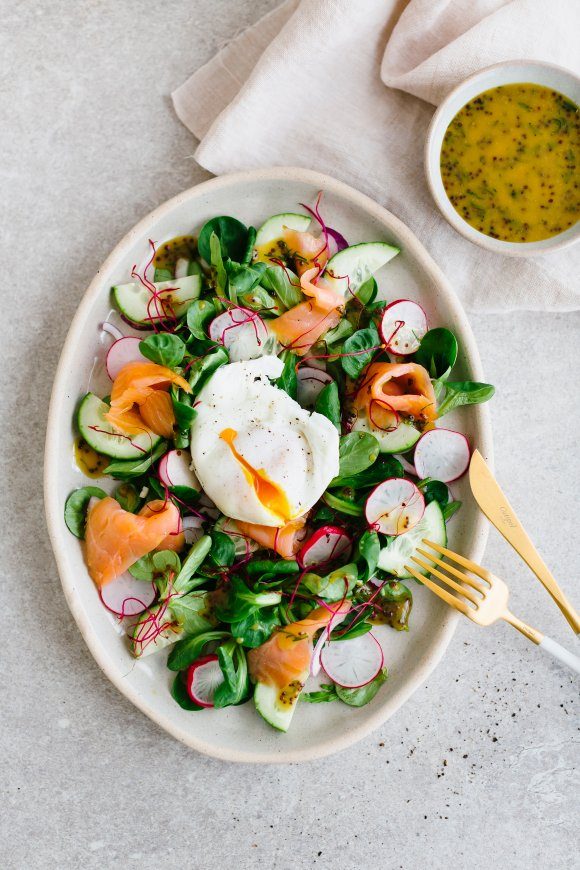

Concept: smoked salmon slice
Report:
left=85, top=496, right=182, bottom=587
left=248, top=603, right=350, bottom=691
left=106, top=361, right=191, bottom=438
left=355, top=362, right=437, bottom=424
left=270, top=300, right=341, bottom=355
left=236, top=515, right=307, bottom=560
left=138, top=500, right=185, bottom=553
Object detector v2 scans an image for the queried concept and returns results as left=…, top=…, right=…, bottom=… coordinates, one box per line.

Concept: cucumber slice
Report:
left=112, top=274, right=201, bottom=325
left=378, top=501, right=447, bottom=579
left=254, top=681, right=303, bottom=732
left=255, top=213, right=311, bottom=247
left=324, top=242, right=400, bottom=297
left=352, top=414, right=420, bottom=454
left=77, top=393, right=162, bottom=459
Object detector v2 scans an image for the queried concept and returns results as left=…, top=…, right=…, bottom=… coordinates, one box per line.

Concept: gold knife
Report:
left=469, top=449, right=580, bottom=634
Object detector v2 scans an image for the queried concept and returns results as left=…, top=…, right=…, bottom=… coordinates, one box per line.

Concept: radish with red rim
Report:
left=321, top=632, right=383, bottom=688
left=310, top=603, right=351, bottom=677
left=365, top=478, right=425, bottom=536
left=106, top=336, right=148, bottom=380
left=186, top=654, right=225, bottom=707
left=296, top=366, right=333, bottom=407
left=99, top=572, right=156, bottom=617
left=414, top=429, right=470, bottom=483
left=379, top=300, right=427, bottom=355
left=298, top=525, right=352, bottom=568
left=159, top=449, right=201, bottom=490
left=209, top=308, right=273, bottom=362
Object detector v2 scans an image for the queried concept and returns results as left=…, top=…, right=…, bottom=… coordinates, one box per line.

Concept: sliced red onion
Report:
left=326, top=227, right=349, bottom=257
left=101, top=321, right=125, bottom=342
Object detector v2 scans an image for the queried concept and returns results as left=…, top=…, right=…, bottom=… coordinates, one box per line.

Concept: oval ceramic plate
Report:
left=45, top=167, right=492, bottom=763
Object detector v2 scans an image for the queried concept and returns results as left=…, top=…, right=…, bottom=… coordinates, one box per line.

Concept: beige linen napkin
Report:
left=173, top=0, right=580, bottom=311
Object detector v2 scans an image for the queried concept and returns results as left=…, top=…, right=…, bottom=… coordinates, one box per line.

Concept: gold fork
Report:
left=405, top=540, right=580, bottom=675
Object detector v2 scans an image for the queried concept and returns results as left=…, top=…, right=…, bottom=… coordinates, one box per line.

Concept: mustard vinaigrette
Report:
left=440, top=83, right=579, bottom=242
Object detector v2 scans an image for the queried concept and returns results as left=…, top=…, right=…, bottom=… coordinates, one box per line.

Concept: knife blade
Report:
left=469, top=449, right=579, bottom=634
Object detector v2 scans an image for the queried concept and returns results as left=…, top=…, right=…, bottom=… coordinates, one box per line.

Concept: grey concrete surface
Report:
left=1, top=2, right=578, bottom=869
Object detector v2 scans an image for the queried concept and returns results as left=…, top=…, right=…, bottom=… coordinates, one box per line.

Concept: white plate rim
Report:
left=44, top=166, right=492, bottom=763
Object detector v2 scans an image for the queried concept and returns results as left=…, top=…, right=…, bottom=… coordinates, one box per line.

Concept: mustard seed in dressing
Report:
left=440, top=83, right=579, bottom=242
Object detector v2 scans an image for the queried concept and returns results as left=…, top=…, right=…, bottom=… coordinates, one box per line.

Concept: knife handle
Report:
left=506, top=521, right=580, bottom=635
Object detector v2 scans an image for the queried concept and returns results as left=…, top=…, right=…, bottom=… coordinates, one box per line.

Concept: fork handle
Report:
left=503, top=612, right=580, bottom=675
left=539, top=636, right=580, bottom=676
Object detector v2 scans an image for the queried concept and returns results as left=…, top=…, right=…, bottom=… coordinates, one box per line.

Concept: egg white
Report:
left=189, top=357, right=339, bottom=527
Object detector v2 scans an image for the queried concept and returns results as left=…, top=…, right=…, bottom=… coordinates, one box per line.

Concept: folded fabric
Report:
left=173, top=0, right=580, bottom=311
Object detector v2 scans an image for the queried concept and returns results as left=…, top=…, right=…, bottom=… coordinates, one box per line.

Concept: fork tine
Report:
left=416, top=547, right=487, bottom=593
left=422, top=539, right=491, bottom=581
left=411, top=556, right=480, bottom=605
left=404, top=564, right=470, bottom=615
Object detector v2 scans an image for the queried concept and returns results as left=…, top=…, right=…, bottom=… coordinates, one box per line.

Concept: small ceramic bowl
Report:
left=425, top=61, right=580, bottom=257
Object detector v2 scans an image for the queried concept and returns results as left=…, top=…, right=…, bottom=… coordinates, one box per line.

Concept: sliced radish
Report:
left=414, top=429, right=470, bottom=483
left=209, top=308, right=271, bottom=362
left=186, top=654, right=224, bottom=707
left=380, top=300, right=427, bottom=355
left=321, top=632, right=383, bottom=688
left=106, top=336, right=148, bottom=380
left=310, top=603, right=351, bottom=677
left=298, top=525, right=352, bottom=568
left=159, top=449, right=201, bottom=490
left=99, top=572, right=156, bottom=617
left=296, top=366, right=333, bottom=407
left=394, top=453, right=418, bottom=477
left=181, top=515, right=205, bottom=544
left=365, top=478, right=425, bottom=536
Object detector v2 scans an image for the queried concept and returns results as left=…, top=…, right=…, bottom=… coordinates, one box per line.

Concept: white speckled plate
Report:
left=44, top=167, right=492, bottom=763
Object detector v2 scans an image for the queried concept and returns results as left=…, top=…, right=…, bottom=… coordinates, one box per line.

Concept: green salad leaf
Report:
left=64, top=487, right=107, bottom=538
left=209, top=530, right=236, bottom=568
left=104, top=441, right=167, bottom=480
left=230, top=608, right=281, bottom=648
left=260, top=264, right=303, bottom=309
left=114, top=482, right=140, bottom=513
left=188, top=346, right=229, bottom=395
left=335, top=668, right=388, bottom=706
left=139, top=333, right=186, bottom=368
left=330, top=455, right=403, bottom=489
left=356, top=529, right=380, bottom=583
left=276, top=351, right=298, bottom=400
left=214, top=576, right=282, bottom=623
left=167, top=629, right=230, bottom=671
left=173, top=535, right=212, bottom=594
left=186, top=298, right=219, bottom=340
left=169, top=591, right=216, bottom=635
left=341, top=322, right=379, bottom=378
left=413, top=328, right=458, bottom=378
left=437, top=381, right=495, bottom=417
left=170, top=672, right=203, bottom=711
left=302, top=683, right=339, bottom=703
left=332, top=432, right=380, bottom=484
left=213, top=640, right=251, bottom=708
left=302, top=563, right=358, bottom=602
left=314, top=380, right=341, bottom=430
left=198, top=216, right=249, bottom=263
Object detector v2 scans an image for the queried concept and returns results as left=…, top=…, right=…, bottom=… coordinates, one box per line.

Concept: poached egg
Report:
left=189, top=357, right=339, bottom=527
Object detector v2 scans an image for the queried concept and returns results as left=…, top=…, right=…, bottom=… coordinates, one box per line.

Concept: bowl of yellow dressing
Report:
left=425, top=61, right=580, bottom=256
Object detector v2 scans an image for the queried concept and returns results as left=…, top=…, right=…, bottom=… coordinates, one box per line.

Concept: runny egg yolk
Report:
left=219, top=428, right=292, bottom=523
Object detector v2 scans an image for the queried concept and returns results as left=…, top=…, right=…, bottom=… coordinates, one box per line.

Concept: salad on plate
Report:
left=64, top=195, right=494, bottom=732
